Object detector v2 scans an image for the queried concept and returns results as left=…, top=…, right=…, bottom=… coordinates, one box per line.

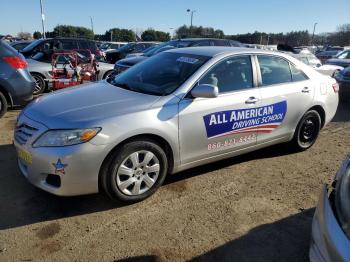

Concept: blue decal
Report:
left=52, top=159, right=68, bottom=175
left=203, top=101, right=287, bottom=139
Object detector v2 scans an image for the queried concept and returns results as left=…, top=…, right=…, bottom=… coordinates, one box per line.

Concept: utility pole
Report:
left=39, top=0, right=46, bottom=38
left=90, top=16, right=94, bottom=35
left=110, top=30, right=113, bottom=42
left=187, top=9, right=196, bottom=36
left=312, top=22, right=318, bottom=46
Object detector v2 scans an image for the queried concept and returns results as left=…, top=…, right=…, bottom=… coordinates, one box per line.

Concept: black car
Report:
left=326, top=49, right=350, bottom=68
left=104, top=42, right=159, bottom=64
left=316, top=50, right=340, bottom=64
left=0, top=40, right=35, bottom=117
left=20, top=37, right=103, bottom=59
left=114, top=38, right=243, bottom=74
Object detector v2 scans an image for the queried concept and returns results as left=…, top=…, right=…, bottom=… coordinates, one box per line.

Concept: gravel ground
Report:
left=0, top=101, right=349, bottom=262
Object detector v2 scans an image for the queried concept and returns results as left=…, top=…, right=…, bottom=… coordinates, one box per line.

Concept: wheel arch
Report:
left=102, top=70, right=114, bottom=80
left=308, top=105, right=326, bottom=128
left=0, top=84, right=14, bottom=107
left=98, top=133, right=175, bottom=190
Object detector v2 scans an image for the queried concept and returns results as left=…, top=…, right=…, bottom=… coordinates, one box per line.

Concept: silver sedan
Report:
left=14, top=47, right=339, bottom=202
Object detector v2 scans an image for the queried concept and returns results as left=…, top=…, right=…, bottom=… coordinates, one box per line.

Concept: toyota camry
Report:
left=14, top=47, right=339, bottom=202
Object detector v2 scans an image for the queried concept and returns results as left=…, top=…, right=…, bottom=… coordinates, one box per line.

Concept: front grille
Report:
left=15, top=123, right=38, bottom=145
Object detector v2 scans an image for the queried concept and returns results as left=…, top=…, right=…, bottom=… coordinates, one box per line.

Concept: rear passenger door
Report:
left=255, top=55, right=315, bottom=144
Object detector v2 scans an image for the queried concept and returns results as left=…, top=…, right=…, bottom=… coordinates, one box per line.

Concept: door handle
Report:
left=302, top=87, right=310, bottom=93
left=245, top=97, right=259, bottom=104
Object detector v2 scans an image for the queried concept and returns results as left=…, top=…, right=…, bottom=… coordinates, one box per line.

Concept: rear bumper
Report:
left=309, top=186, right=350, bottom=262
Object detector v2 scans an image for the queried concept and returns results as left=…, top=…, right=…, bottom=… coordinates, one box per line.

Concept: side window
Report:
left=213, top=40, right=229, bottom=46
left=192, top=40, right=211, bottom=47
left=198, top=56, right=253, bottom=93
left=290, top=64, right=309, bottom=82
left=60, top=40, right=78, bottom=50
left=257, top=56, right=292, bottom=86
left=78, top=40, right=90, bottom=50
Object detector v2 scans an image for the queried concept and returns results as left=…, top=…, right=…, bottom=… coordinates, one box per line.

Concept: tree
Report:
left=33, top=31, right=42, bottom=39
left=175, top=25, right=225, bottom=39
left=141, top=28, right=170, bottom=41
left=17, top=32, right=32, bottom=40
left=108, top=28, right=136, bottom=42
left=46, top=25, right=94, bottom=39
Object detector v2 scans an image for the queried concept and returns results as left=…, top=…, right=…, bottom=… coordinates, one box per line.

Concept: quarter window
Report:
left=258, top=56, right=292, bottom=86
left=199, top=56, right=253, bottom=93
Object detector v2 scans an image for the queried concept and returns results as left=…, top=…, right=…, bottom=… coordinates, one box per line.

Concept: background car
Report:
left=20, top=37, right=104, bottom=60
left=0, top=40, right=35, bottom=117
left=316, top=50, right=340, bottom=64
left=310, top=156, right=350, bottom=261
left=326, top=49, right=350, bottom=68
left=27, top=50, right=115, bottom=95
left=114, top=38, right=243, bottom=74
left=105, top=41, right=160, bottom=64
left=10, top=40, right=33, bottom=51
left=100, top=42, right=128, bottom=52
left=335, top=66, right=350, bottom=100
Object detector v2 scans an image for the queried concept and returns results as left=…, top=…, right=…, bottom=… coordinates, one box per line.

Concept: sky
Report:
left=1, top=0, right=349, bottom=36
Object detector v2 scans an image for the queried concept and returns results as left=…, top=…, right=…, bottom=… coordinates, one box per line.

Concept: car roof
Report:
left=165, top=46, right=283, bottom=57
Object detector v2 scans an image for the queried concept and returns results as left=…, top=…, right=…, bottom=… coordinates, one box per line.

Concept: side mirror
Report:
left=191, top=84, right=219, bottom=98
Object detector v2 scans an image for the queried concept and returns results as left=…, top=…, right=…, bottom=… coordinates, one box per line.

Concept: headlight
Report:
left=33, top=128, right=101, bottom=147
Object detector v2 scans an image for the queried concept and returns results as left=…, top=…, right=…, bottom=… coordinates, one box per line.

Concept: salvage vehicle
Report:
left=114, top=38, right=243, bottom=74
left=27, top=50, right=115, bottom=95
left=0, top=40, right=35, bottom=118
left=310, top=156, right=350, bottom=261
left=14, top=47, right=338, bottom=202
left=316, top=50, right=340, bottom=64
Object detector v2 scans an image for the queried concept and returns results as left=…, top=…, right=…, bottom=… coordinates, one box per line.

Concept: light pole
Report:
left=39, top=0, right=46, bottom=39
left=90, top=16, right=94, bottom=34
left=312, top=22, right=318, bottom=46
left=186, top=9, right=196, bottom=36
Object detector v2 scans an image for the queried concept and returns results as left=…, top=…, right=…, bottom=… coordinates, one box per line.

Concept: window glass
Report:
left=108, top=52, right=210, bottom=96
left=258, top=56, right=292, bottom=86
left=78, top=40, right=90, bottom=50
left=199, top=56, right=253, bottom=93
left=213, top=40, right=229, bottom=46
left=290, top=64, right=308, bottom=82
left=191, top=40, right=211, bottom=47
left=60, top=40, right=78, bottom=50
left=336, top=50, right=350, bottom=59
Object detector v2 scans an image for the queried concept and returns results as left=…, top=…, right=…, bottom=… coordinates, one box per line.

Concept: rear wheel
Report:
left=290, top=110, right=321, bottom=151
left=31, top=73, right=46, bottom=95
left=0, top=92, right=8, bottom=118
left=100, top=139, right=168, bottom=202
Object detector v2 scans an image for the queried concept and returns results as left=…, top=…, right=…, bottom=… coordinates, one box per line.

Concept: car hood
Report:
left=326, top=58, right=350, bottom=68
left=23, top=81, right=161, bottom=129
left=341, top=66, right=350, bottom=77
left=116, top=56, right=147, bottom=67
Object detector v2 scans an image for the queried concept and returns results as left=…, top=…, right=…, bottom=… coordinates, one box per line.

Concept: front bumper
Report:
left=309, top=186, right=350, bottom=262
left=14, top=114, right=109, bottom=196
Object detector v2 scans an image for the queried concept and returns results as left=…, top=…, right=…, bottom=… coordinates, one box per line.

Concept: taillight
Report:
left=332, top=83, right=339, bottom=93
left=3, top=56, right=28, bottom=69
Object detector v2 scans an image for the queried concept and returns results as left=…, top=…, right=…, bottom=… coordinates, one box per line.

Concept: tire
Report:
left=103, top=70, right=115, bottom=80
left=290, top=110, right=321, bottom=151
left=0, top=92, right=8, bottom=118
left=100, top=139, right=168, bottom=202
left=31, top=73, right=46, bottom=95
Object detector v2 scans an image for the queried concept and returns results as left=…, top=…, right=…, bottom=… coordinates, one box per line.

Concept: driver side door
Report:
left=178, top=55, right=261, bottom=165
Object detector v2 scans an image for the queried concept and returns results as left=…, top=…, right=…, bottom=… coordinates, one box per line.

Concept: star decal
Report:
left=52, top=159, right=68, bottom=175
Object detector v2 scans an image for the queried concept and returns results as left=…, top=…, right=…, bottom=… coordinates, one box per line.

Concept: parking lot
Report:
left=0, top=100, right=348, bottom=261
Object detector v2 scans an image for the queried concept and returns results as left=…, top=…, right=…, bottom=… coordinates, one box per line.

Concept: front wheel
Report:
left=100, top=139, right=168, bottom=202
left=290, top=110, right=321, bottom=151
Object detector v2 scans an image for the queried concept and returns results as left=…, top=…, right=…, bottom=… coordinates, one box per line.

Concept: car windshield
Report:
left=21, top=39, right=44, bottom=52
left=118, top=43, right=135, bottom=52
left=100, top=43, right=111, bottom=49
left=143, top=40, right=192, bottom=57
left=108, top=52, right=210, bottom=96
left=336, top=50, right=350, bottom=59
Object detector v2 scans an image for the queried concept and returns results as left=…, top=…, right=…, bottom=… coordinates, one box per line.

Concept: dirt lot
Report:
left=0, top=102, right=350, bottom=262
